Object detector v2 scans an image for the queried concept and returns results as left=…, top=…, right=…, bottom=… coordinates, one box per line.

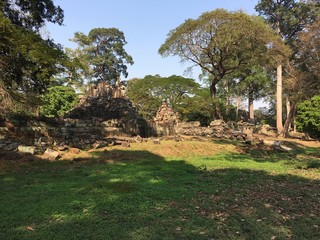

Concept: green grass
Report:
left=0, top=140, right=319, bottom=240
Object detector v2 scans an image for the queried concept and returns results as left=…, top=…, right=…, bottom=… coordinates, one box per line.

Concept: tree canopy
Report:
left=1, top=0, right=64, bottom=31
left=128, top=75, right=201, bottom=119
left=159, top=9, right=288, bottom=100
left=0, top=1, right=66, bottom=113
left=70, top=28, right=134, bottom=84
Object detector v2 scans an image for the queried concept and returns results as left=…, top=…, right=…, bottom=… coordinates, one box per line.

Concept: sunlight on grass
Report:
left=1, top=140, right=319, bottom=239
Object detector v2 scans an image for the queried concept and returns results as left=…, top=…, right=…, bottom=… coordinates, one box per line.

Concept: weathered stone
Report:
left=178, top=121, right=201, bottom=128
left=18, top=145, right=36, bottom=155
left=3, top=141, right=19, bottom=151
left=69, top=148, right=81, bottom=154
left=154, top=102, right=180, bottom=136
left=134, top=135, right=143, bottom=143
left=92, top=141, right=108, bottom=149
left=121, top=142, right=130, bottom=147
left=58, top=145, right=69, bottom=151
left=210, top=120, right=225, bottom=127
left=259, top=124, right=277, bottom=136
left=263, top=140, right=281, bottom=149
left=43, top=148, right=60, bottom=161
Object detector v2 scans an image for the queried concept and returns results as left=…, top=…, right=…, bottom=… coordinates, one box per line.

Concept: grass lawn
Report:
left=0, top=139, right=319, bottom=239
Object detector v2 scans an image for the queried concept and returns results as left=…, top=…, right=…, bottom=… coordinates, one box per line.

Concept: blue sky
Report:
left=47, top=0, right=259, bottom=82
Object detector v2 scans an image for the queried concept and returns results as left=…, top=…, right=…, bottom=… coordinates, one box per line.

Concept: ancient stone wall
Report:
left=0, top=95, right=153, bottom=150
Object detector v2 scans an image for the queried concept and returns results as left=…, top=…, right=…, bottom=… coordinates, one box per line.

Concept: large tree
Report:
left=0, top=0, right=65, bottom=113
left=236, top=66, right=271, bottom=123
left=127, top=75, right=203, bottom=120
left=280, top=16, right=320, bottom=136
left=255, top=0, right=320, bottom=133
left=1, top=0, right=63, bottom=31
left=159, top=9, right=287, bottom=119
left=298, top=16, right=320, bottom=96
left=70, top=28, right=134, bottom=84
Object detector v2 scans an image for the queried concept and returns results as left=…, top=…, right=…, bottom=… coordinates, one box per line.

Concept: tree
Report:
left=127, top=75, right=201, bottom=119
left=255, top=0, right=320, bottom=133
left=298, top=16, right=320, bottom=97
left=1, top=0, right=63, bottom=31
left=280, top=16, right=320, bottom=136
left=70, top=28, right=134, bottom=84
left=237, top=66, right=271, bottom=123
left=40, top=86, right=78, bottom=117
left=159, top=9, right=287, bottom=119
left=0, top=12, right=66, bottom=111
left=296, top=95, right=320, bottom=138
left=0, top=0, right=66, bottom=114
left=127, top=76, right=162, bottom=119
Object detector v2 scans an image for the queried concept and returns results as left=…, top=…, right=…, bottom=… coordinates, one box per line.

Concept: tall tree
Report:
left=281, top=16, right=320, bottom=136
left=70, top=28, right=134, bottom=84
left=1, top=0, right=63, bottom=31
left=298, top=16, right=320, bottom=96
left=0, top=12, right=65, bottom=111
left=159, top=9, right=287, bottom=119
left=237, top=66, right=271, bottom=123
left=0, top=0, right=65, bottom=113
left=255, top=0, right=320, bottom=133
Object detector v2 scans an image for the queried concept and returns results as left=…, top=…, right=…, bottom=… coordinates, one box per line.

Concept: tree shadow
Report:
left=211, top=138, right=320, bottom=166
left=0, top=150, right=319, bottom=239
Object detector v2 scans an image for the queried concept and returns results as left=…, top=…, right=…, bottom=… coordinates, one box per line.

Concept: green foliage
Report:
left=70, top=28, right=134, bottom=84
left=0, top=1, right=67, bottom=113
left=296, top=95, right=320, bottom=138
left=297, top=17, right=320, bottom=97
left=127, top=75, right=213, bottom=122
left=127, top=76, right=162, bottom=119
left=40, top=86, right=78, bottom=117
left=1, top=0, right=64, bottom=31
left=1, top=141, right=319, bottom=239
left=255, top=0, right=320, bottom=50
left=159, top=9, right=288, bottom=99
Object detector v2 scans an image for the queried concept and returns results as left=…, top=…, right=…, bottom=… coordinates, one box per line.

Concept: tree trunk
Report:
left=235, top=95, right=240, bottom=121
left=225, top=80, right=229, bottom=116
left=276, top=64, right=283, bottom=133
left=283, top=102, right=297, bottom=138
left=248, top=85, right=254, bottom=124
left=286, top=95, right=291, bottom=129
left=210, top=83, right=224, bottom=120
left=293, top=112, right=297, bottom=132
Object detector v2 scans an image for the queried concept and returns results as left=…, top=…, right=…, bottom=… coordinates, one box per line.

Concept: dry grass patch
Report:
left=106, top=140, right=238, bottom=159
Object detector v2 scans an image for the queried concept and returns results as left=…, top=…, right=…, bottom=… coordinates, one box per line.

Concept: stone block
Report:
left=43, top=148, right=60, bottom=161
left=18, top=145, right=36, bottom=155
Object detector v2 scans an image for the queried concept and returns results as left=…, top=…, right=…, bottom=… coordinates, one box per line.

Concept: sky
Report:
left=47, top=0, right=260, bottom=82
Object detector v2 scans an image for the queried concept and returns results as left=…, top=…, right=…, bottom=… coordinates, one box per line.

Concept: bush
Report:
left=296, top=95, right=320, bottom=138
left=40, top=86, right=78, bottom=117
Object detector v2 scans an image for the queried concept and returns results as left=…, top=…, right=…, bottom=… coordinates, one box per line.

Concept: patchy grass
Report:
left=0, top=140, right=319, bottom=239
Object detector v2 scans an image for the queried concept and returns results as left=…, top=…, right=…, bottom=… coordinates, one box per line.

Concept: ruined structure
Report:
left=0, top=83, right=273, bottom=153
left=153, top=101, right=180, bottom=136
left=0, top=80, right=152, bottom=150
left=86, top=78, right=127, bottom=99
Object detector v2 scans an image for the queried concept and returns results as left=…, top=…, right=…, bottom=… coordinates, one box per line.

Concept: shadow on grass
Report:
left=0, top=149, right=319, bottom=239
left=212, top=138, right=320, bottom=168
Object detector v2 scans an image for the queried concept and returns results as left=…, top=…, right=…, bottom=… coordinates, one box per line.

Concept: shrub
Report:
left=40, top=86, right=78, bottom=117
left=296, top=95, right=320, bottom=138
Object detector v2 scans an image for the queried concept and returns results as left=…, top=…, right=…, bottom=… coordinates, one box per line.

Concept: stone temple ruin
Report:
left=152, top=102, right=249, bottom=140
left=0, top=79, right=153, bottom=151
left=153, top=101, right=181, bottom=136
left=0, top=80, right=277, bottom=154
